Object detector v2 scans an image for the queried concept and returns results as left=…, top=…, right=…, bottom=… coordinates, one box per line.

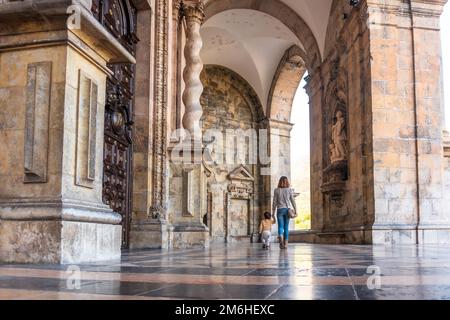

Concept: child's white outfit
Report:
left=261, top=230, right=272, bottom=247
left=259, top=218, right=276, bottom=248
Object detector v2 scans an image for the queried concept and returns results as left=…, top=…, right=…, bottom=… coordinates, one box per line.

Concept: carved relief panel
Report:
left=23, top=62, right=52, bottom=183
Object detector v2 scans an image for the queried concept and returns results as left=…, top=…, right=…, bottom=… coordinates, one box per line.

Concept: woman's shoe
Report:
left=283, top=240, right=288, bottom=250
left=279, top=236, right=285, bottom=249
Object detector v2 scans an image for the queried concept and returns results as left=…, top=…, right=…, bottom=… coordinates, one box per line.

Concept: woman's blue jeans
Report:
left=277, top=208, right=290, bottom=241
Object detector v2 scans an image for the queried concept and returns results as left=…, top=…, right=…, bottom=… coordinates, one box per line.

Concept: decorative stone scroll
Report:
left=75, top=70, right=98, bottom=188
left=24, top=62, right=52, bottom=183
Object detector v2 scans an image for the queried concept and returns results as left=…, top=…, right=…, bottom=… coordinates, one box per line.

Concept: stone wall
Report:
left=304, top=0, right=373, bottom=243
left=0, top=0, right=133, bottom=263
left=198, top=65, right=265, bottom=243
left=368, top=0, right=448, bottom=244
left=296, top=0, right=450, bottom=245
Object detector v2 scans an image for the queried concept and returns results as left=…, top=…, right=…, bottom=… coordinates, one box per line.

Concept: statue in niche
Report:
left=329, top=111, right=347, bottom=163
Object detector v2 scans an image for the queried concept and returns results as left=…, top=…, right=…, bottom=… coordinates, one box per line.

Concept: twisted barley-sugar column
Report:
left=182, top=1, right=205, bottom=142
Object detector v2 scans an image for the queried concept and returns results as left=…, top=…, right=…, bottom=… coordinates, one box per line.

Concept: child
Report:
left=259, top=212, right=276, bottom=250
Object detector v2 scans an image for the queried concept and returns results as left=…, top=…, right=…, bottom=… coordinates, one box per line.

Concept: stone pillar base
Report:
left=289, top=228, right=371, bottom=245
left=290, top=225, right=450, bottom=245
left=417, top=225, right=450, bottom=244
left=0, top=202, right=122, bottom=264
left=172, top=224, right=209, bottom=249
left=129, top=219, right=173, bottom=249
left=371, top=225, right=418, bottom=245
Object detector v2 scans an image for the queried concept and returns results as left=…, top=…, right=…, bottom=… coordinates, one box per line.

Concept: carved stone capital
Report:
left=173, top=0, right=182, bottom=21
left=182, top=1, right=205, bottom=25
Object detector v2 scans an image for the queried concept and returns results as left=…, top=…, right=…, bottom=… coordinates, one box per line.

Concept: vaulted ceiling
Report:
left=200, top=0, right=333, bottom=110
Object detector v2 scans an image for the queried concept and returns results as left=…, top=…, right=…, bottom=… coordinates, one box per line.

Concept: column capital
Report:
left=173, top=0, right=182, bottom=21
left=181, top=0, right=205, bottom=25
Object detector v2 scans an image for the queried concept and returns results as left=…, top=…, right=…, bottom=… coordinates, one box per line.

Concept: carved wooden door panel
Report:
left=103, top=64, right=135, bottom=248
left=91, top=0, right=138, bottom=248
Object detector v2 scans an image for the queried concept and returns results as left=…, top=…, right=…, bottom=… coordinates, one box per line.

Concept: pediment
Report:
left=228, top=165, right=254, bottom=182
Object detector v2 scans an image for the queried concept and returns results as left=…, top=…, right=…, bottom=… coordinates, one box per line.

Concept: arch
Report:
left=200, top=64, right=265, bottom=123
left=267, top=45, right=307, bottom=121
left=203, top=0, right=322, bottom=73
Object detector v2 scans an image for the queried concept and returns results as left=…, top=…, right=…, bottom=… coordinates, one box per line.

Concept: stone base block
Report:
left=227, top=235, right=252, bottom=243
left=172, top=224, right=209, bottom=249
left=289, top=231, right=318, bottom=244
left=61, top=221, right=121, bottom=264
left=129, top=219, right=173, bottom=249
left=417, top=227, right=450, bottom=244
left=0, top=220, right=121, bottom=264
left=371, top=228, right=417, bottom=245
left=289, top=229, right=371, bottom=244
left=0, top=202, right=122, bottom=264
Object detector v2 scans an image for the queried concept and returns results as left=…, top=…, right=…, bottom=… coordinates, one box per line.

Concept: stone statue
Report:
left=330, top=111, right=347, bottom=163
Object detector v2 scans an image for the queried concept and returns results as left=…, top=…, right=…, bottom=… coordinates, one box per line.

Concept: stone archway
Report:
left=203, top=0, right=322, bottom=73
left=200, top=64, right=265, bottom=244
left=267, top=45, right=308, bottom=122
left=201, top=0, right=325, bottom=239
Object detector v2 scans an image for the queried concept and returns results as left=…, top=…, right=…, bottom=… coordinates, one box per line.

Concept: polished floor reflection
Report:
left=1, top=244, right=450, bottom=300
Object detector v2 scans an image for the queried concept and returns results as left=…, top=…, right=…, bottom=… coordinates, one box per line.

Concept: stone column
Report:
left=262, top=119, right=293, bottom=233
left=367, top=0, right=449, bottom=244
left=130, top=0, right=173, bottom=250
left=410, top=0, right=449, bottom=244
left=166, top=0, right=209, bottom=248
left=181, top=0, right=205, bottom=142
left=305, top=73, right=325, bottom=233
left=0, top=0, right=136, bottom=263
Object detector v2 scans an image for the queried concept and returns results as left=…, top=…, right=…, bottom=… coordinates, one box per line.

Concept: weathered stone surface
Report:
left=0, top=3, right=123, bottom=263
left=2, top=0, right=450, bottom=258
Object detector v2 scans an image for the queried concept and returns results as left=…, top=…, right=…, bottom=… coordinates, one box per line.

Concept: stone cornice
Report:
left=0, top=0, right=136, bottom=64
left=261, top=118, right=294, bottom=132
left=0, top=197, right=121, bottom=225
left=366, top=0, right=447, bottom=18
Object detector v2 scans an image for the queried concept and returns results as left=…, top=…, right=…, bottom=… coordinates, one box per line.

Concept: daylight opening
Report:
left=290, top=75, right=311, bottom=231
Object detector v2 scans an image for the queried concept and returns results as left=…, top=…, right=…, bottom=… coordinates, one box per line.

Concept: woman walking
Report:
left=272, top=176, right=297, bottom=249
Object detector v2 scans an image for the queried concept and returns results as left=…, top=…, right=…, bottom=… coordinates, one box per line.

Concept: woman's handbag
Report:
left=288, top=208, right=297, bottom=219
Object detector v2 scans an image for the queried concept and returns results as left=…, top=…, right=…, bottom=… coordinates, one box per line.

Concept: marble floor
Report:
left=1, top=243, right=450, bottom=300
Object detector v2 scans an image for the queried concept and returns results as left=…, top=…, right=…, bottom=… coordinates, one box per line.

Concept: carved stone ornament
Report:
left=150, top=0, right=170, bottom=221
left=227, top=166, right=255, bottom=200
left=321, top=58, right=349, bottom=209
left=329, top=110, right=347, bottom=163
left=321, top=160, right=348, bottom=208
